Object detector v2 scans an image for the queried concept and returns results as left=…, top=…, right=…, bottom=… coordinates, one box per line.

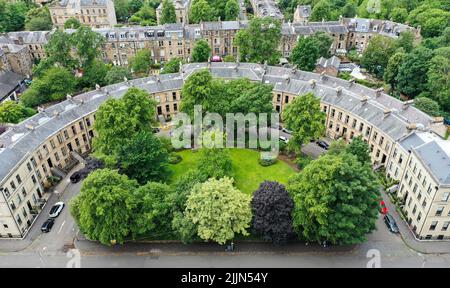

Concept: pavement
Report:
left=380, top=190, right=450, bottom=254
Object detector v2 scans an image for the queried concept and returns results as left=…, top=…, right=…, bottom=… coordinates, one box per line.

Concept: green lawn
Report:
left=169, top=149, right=296, bottom=194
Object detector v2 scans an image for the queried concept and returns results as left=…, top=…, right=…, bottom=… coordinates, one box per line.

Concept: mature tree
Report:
left=105, top=66, right=132, bottom=84
left=235, top=17, right=282, bottom=65
left=310, top=0, right=332, bottom=21
left=71, top=26, right=105, bottom=68
left=383, top=50, right=406, bottom=92
left=192, top=39, right=211, bottom=62
left=77, top=60, right=109, bottom=89
left=184, top=177, right=252, bottom=244
left=361, top=35, right=397, bottom=78
left=396, top=46, right=434, bottom=98
left=408, top=6, right=450, bottom=38
left=287, top=153, right=380, bottom=245
left=197, top=147, right=233, bottom=180
left=161, top=57, right=183, bottom=74
left=291, top=36, right=319, bottom=71
left=251, top=181, right=294, bottom=244
left=180, top=69, right=213, bottom=116
left=20, top=67, right=76, bottom=107
left=38, top=29, right=75, bottom=74
left=225, top=0, right=239, bottom=20
left=131, top=182, right=174, bottom=238
left=0, top=1, right=28, bottom=32
left=24, top=6, right=52, bottom=31
left=314, top=31, right=334, bottom=58
left=160, top=0, right=176, bottom=24
left=230, top=81, right=274, bottom=115
left=189, top=0, right=214, bottom=23
left=114, top=0, right=132, bottom=22
left=395, top=31, right=415, bottom=53
left=117, top=131, right=170, bottom=184
left=64, top=17, right=81, bottom=29
left=130, top=49, right=152, bottom=75
left=93, top=87, right=157, bottom=163
left=291, top=31, right=333, bottom=71
left=413, top=97, right=441, bottom=117
left=327, top=139, right=347, bottom=156
left=70, top=169, right=138, bottom=245
left=0, top=101, right=35, bottom=124
left=341, top=2, right=357, bottom=18
left=129, top=3, right=157, bottom=26
left=390, top=7, right=408, bottom=23
left=282, top=93, right=326, bottom=152
left=427, top=52, right=450, bottom=112
left=346, top=136, right=371, bottom=165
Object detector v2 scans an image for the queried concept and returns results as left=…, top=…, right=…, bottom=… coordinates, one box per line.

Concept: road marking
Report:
left=57, top=221, right=65, bottom=234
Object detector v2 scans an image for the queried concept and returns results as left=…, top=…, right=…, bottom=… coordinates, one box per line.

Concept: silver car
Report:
left=49, top=202, right=65, bottom=218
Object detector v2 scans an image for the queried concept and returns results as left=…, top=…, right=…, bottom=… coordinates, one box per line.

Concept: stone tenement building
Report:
left=48, top=0, right=117, bottom=28
left=156, top=0, right=191, bottom=25
left=0, top=62, right=448, bottom=240
left=3, top=17, right=419, bottom=68
left=0, top=38, right=33, bottom=77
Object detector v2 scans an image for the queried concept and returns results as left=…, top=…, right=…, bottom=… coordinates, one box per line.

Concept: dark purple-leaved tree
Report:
left=251, top=181, right=294, bottom=245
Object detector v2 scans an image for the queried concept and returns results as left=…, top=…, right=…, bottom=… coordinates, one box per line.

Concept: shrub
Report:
left=168, top=153, right=182, bottom=164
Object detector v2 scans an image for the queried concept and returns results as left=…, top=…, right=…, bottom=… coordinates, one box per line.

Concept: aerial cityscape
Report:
left=0, top=0, right=449, bottom=271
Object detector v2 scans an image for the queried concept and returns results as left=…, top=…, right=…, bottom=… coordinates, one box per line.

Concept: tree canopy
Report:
left=160, top=0, right=176, bottom=24
left=287, top=153, right=380, bottom=245
left=235, top=17, right=282, bottom=65
left=192, top=40, right=211, bottom=62
left=93, top=87, right=157, bottom=164
left=20, top=67, right=76, bottom=107
left=251, top=181, right=294, bottom=244
left=282, top=93, right=326, bottom=152
left=184, top=177, right=252, bottom=244
left=117, top=130, right=170, bottom=184
left=70, top=168, right=139, bottom=245
left=0, top=101, right=36, bottom=124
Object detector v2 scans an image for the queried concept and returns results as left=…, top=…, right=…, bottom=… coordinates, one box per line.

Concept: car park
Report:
left=384, top=214, right=400, bottom=234
left=49, top=202, right=65, bottom=218
left=41, top=218, right=55, bottom=233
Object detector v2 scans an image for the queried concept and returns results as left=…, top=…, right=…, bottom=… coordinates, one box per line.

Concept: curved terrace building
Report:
left=0, top=63, right=448, bottom=240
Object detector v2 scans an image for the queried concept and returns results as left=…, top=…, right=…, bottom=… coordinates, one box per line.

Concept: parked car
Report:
left=49, top=202, right=65, bottom=218
left=384, top=214, right=399, bottom=233
left=316, top=140, right=329, bottom=150
left=282, top=127, right=292, bottom=134
left=41, top=218, right=55, bottom=233
left=279, top=136, right=289, bottom=143
left=70, top=171, right=82, bottom=183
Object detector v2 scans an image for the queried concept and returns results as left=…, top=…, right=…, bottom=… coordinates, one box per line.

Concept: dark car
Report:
left=384, top=214, right=399, bottom=233
left=70, top=171, right=82, bottom=184
left=316, top=140, right=329, bottom=150
left=41, top=218, right=55, bottom=233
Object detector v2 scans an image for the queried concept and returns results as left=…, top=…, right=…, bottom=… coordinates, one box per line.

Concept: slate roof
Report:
left=0, top=63, right=440, bottom=183
left=0, top=71, right=25, bottom=102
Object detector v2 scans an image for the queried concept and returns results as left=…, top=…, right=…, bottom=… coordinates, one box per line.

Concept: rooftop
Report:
left=0, top=71, right=25, bottom=102
left=414, top=140, right=450, bottom=185
left=0, top=63, right=441, bottom=183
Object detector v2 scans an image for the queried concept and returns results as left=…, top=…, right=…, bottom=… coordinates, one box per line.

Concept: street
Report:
left=0, top=137, right=449, bottom=268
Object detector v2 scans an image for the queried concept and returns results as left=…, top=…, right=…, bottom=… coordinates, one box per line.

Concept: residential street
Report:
left=0, top=140, right=449, bottom=268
